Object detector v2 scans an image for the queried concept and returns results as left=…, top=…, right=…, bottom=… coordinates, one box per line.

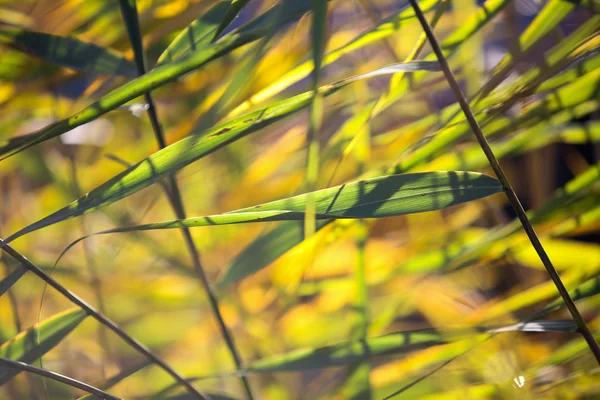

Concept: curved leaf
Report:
left=0, top=27, right=137, bottom=77
left=0, top=308, right=87, bottom=384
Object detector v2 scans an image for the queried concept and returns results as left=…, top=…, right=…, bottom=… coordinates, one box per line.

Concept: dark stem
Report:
left=0, top=239, right=209, bottom=400
left=117, top=2, right=254, bottom=398
left=407, top=0, right=600, bottom=364
left=0, top=356, right=121, bottom=400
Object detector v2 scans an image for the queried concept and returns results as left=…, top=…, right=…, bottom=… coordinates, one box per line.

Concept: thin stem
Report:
left=0, top=356, right=121, bottom=400
left=117, top=2, right=254, bottom=398
left=407, top=0, right=600, bottom=364
left=0, top=239, right=209, bottom=400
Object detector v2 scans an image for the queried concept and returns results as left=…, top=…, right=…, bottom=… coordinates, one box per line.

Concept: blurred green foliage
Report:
left=0, top=0, right=598, bottom=399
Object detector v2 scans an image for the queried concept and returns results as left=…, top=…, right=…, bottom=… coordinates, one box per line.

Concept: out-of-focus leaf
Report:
left=0, top=266, right=26, bottom=297
left=217, top=220, right=331, bottom=289
left=390, top=67, right=600, bottom=174
left=159, top=0, right=325, bottom=66
left=550, top=203, right=600, bottom=238
left=0, top=308, right=87, bottom=384
left=232, top=0, right=489, bottom=116
left=76, top=360, right=151, bottom=400
left=390, top=162, right=600, bottom=276
left=247, top=321, right=577, bottom=372
left=344, top=362, right=372, bottom=400
left=478, top=0, right=576, bottom=97
left=0, top=27, right=137, bottom=77
left=249, top=330, right=445, bottom=372
left=2, top=61, right=440, bottom=244
left=214, top=0, right=252, bottom=39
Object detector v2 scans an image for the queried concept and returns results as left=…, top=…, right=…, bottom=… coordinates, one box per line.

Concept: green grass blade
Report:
left=157, top=0, right=232, bottom=65
left=232, top=0, right=507, bottom=116
left=2, top=62, right=439, bottom=244
left=68, top=171, right=501, bottom=233
left=214, top=0, right=252, bottom=39
left=249, top=330, right=445, bottom=371
left=0, top=27, right=137, bottom=77
left=247, top=321, right=576, bottom=372
left=158, top=0, right=320, bottom=66
left=233, top=0, right=494, bottom=114
left=0, top=308, right=87, bottom=384
left=478, top=0, right=576, bottom=97
left=304, top=0, right=328, bottom=237
left=54, top=172, right=500, bottom=266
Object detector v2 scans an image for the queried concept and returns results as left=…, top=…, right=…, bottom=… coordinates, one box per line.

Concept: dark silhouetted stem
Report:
left=118, top=2, right=254, bottom=398
left=407, top=0, right=600, bottom=364
left=0, top=239, right=208, bottom=400
left=0, top=357, right=121, bottom=400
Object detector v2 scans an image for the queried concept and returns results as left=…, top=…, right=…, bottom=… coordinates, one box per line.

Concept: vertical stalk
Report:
left=117, top=2, right=254, bottom=398
left=407, top=0, right=600, bottom=364
left=305, top=0, right=328, bottom=238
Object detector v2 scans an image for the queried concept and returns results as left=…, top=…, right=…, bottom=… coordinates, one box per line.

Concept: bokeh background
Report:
left=0, top=0, right=599, bottom=399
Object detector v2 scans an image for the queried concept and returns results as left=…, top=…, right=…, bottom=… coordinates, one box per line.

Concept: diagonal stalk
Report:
left=0, top=239, right=208, bottom=400
left=117, top=2, right=254, bottom=398
left=0, top=357, right=121, bottom=400
left=407, top=0, right=600, bottom=364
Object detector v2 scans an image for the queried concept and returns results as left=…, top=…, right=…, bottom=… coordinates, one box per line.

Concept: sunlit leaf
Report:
left=3, top=62, right=440, bottom=244
left=0, top=308, right=87, bottom=384
left=63, top=171, right=501, bottom=243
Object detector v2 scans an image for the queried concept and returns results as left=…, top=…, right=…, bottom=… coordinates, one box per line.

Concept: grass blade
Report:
left=0, top=27, right=137, bottom=77
left=304, top=0, right=328, bottom=237
left=0, top=308, right=87, bottom=384
left=0, top=266, right=27, bottom=297
left=407, top=0, right=600, bottom=363
left=230, top=0, right=507, bottom=116
left=65, top=171, right=501, bottom=233
left=117, top=2, right=251, bottom=398
left=2, top=62, right=439, bottom=245
left=247, top=321, right=577, bottom=372
left=213, top=0, right=252, bottom=39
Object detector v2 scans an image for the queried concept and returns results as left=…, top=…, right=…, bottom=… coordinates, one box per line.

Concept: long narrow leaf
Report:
left=2, top=62, right=439, bottom=245
left=0, top=27, right=137, bottom=77
left=247, top=320, right=576, bottom=372
left=0, top=308, right=87, bottom=384
left=157, top=0, right=232, bottom=65
left=63, top=171, right=501, bottom=237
